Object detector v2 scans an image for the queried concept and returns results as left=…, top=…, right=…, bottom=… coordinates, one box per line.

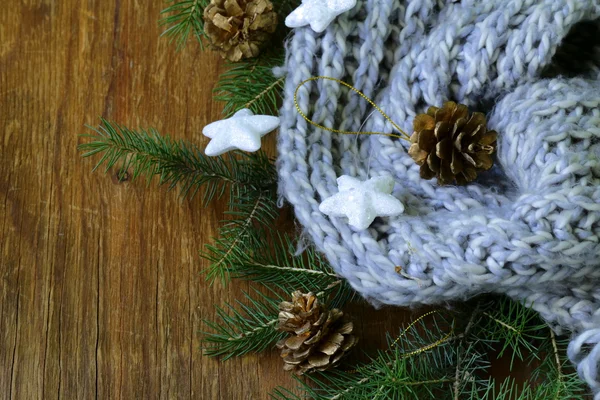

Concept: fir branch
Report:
left=224, top=233, right=355, bottom=308
left=482, top=311, right=520, bottom=334
left=159, top=0, right=209, bottom=50
left=528, top=329, right=588, bottom=400
left=453, top=303, right=480, bottom=400
left=247, top=262, right=338, bottom=278
left=213, top=55, right=286, bottom=117
left=272, top=312, right=458, bottom=400
left=271, top=296, right=590, bottom=399
left=473, top=297, right=546, bottom=368
left=272, top=344, right=456, bottom=400
left=549, top=329, right=563, bottom=400
left=78, top=119, right=277, bottom=203
left=202, top=188, right=279, bottom=284
left=203, top=289, right=285, bottom=359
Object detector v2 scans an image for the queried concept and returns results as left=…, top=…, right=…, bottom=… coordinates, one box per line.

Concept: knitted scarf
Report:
left=277, top=0, right=600, bottom=395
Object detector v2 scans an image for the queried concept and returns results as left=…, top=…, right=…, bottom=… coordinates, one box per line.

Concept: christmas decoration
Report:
left=80, top=120, right=592, bottom=397
left=318, top=175, right=404, bottom=230
left=204, top=0, right=278, bottom=62
left=285, top=0, right=357, bottom=33
left=202, top=108, right=280, bottom=156
left=78, top=1, right=600, bottom=398
left=408, top=101, right=497, bottom=185
left=276, top=291, right=357, bottom=375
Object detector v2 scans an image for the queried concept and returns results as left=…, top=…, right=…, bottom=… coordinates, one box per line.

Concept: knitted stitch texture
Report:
left=277, top=0, right=600, bottom=395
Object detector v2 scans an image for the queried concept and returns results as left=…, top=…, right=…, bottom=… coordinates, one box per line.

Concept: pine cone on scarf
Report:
left=276, top=291, right=357, bottom=375
left=203, top=0, right=278, bottom=62
left=408, top=101, right=497, bottom=185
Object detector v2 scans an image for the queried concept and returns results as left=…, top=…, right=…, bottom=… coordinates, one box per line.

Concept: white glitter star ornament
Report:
left=319, top=176, right=405, bottom=230
left=285, top=0, right=358, bottom=33
left=202, top=109, right=280, bottom=156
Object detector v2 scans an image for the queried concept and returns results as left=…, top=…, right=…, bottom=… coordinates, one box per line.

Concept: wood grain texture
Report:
left=0, top=1, right=425, bottom=399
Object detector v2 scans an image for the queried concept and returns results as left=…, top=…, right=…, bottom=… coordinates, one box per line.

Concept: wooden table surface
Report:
left=0, top=1, right=427, bottom=398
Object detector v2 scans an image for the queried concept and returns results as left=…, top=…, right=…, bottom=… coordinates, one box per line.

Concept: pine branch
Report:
left=549, top=329, right=563, bottom=400
left=203, top=289, right=285, bottom=359
left=527, top=328, right=588, bottom=400
left=475, top=297, right=547, bottom=368
left=272, top=312, right=459, bottom=400
left=202, top=280, right=350, bottom=361
left=271, top=296, right=591, bottom=399
left=202, top=188, right=279, bottom=283
left=159, top=0, right=209, bottom=50
left=453, top=303, right=480, bottom=400
left=159, top=0, right=300, bottom=115
left=272, top=344, right=456, bottom=400
left=214, top=55, right=286, bottom=117
left=224, top=233, right=355, bottom=308
left=78, top=119, right=277, bottom=203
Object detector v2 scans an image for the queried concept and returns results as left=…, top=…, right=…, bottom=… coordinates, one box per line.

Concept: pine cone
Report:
left=408, top=101, right=497, bottom=185
left=276, top=291, right=357, bottom=375
left=203, top=0, right=278, bottom=62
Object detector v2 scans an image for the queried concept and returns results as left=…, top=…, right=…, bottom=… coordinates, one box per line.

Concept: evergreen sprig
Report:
left=159, top=0, right=209, bottom=50
left=202, top=189, right=279, bottom=283
left=201, top=233, right=357, bottom=359
left=473, top=297, right=547, bottom=368
left=271, top=317, right=460, bottom=400
left=159, top=0, right=299, bottom=52
left=527, top=330, right=588, bottom=399
left=203, top=289, right=286, bottom=359
left=78, top=119, right=277, bottom=203
left=214, top=56, right=286, bottom=117
left=270, top=297, right=588, bottom=400
left=204, top=227, right=356, bottom=305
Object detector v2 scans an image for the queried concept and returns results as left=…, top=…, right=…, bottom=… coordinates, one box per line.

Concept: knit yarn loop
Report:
left=277, top=0, right=600, bottom=395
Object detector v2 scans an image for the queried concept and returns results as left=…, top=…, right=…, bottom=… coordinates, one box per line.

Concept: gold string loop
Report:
left=294, top=76, right=411, bottom=141
left=392, top=310, right=454, bottom=358
left=344, top=309, right=454, bottom=375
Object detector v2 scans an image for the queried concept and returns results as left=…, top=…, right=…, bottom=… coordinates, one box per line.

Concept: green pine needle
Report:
left=214, top=56, right=286, bottom=117
left=269, top=298, right=590, bottom=400
left=202, top=188, right=279, bottom=284
left=78, top=119, right=277, bottom=204
left=473, top=297, right=547, bottom=368
left=159, top=0, right=209, bottom=50
left=202, top=289, right=285, bottom=359
left=220, top=233, right=355, bottom=308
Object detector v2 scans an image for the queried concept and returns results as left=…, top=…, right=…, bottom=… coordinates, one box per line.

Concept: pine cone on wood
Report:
left=276, top=291, right=357, bottom=375
left=408, top=101, right=497, bottom=185
left=204, top=0, right=278, bottom=62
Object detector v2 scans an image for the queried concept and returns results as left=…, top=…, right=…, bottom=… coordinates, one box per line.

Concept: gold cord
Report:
left=345, top=310, right=454, bottom=374
left=392, top=309, right=454, bottom=358
left=294, top=76, right=411, bottom=141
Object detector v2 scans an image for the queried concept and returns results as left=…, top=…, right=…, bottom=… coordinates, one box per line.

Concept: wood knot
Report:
left=112, top=168, right=130, bottom=184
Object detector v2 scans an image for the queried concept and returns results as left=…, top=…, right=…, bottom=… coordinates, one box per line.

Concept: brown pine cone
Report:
left=408, top=101, right=497, bottom=185
left=203, top=0, right=278, bottom=62
left=276, top=291, right=357, bottom=375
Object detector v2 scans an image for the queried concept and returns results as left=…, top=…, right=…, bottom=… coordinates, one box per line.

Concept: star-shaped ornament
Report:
left=285, top=0, right=357, bottom=33
left=319, top=176, right=405, bottom=230
left=203, top=109, right=280, bottom=156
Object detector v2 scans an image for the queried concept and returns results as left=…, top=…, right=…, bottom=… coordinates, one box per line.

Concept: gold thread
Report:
left=392, top=310, right=439, bottom=347
left=294, top=76, right=412, bottom=141
left=344, top=310, right=453, bottom=374
left=392, top=310, right=454, bottom=358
